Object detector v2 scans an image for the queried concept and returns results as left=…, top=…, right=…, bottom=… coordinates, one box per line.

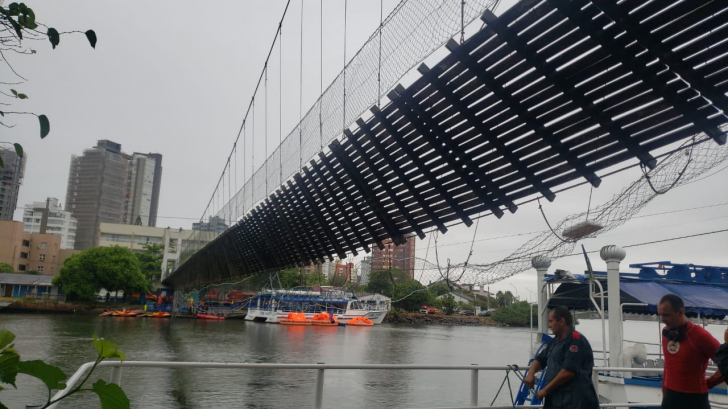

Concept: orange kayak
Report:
left=144, top=311, right=171, bottom=318
left=196, top=313, right=225, bottom=320
left=111, top=310, right=142, bottom=317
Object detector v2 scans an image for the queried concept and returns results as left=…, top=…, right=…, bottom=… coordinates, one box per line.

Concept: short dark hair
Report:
left=551, top=306, right=573, bottom=326
left=659, top=294, right=684, bottom=312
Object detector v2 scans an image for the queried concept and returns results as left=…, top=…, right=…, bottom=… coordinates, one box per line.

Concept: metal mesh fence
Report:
left=411, top=134, right=728, bottom=285
left=179, top=0, right=501, bottom=264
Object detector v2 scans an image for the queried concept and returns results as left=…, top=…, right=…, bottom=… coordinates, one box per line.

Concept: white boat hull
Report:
left=245, top=308, right=387, bottom=324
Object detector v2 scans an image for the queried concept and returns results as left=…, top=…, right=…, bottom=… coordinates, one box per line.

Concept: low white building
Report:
left=97, top=223, right=195, bottom=280
left=22, top=198, right=77, bottom=249
left=437, top=292, right=475, bottom=305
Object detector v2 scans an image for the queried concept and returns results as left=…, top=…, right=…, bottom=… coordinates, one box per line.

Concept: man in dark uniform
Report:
left=524, top=306, right=599, bottom=409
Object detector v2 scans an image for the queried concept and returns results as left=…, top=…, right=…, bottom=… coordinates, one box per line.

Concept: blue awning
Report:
left=548, top=278, right=728, bottom=319
left=620, top=281, right=728, bottom=318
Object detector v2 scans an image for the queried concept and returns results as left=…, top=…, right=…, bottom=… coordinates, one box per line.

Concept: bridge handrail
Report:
left=46, top=362, right=688, bottom=409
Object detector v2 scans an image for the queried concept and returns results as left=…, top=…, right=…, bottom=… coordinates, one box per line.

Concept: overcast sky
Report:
left=3, top=0, right=727, bottom=297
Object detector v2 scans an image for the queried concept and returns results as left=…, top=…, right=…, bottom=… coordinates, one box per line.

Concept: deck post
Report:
left=531, top=255, right=551, bottom=352
left=110, top=366, right=122, bottom=386
left=470, top=364, right=479, bottom=406
left=314, top=363, right=325, bottom=409
left=600, top=245, right=627, bottom=371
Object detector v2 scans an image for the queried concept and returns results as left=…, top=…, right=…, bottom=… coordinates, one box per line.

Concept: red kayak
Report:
left=196, top=313, right=225, bottom=320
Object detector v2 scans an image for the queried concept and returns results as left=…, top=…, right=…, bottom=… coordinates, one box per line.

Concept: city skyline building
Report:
left=0, top=148, right=26, bottom=221
left=371, top=235, right=416, bottom=278
left=192, top=215, right=228, bottom=234
left=65, top=140, right=163, bottom=250
left=22, top=197, right=77, bottom=249
left=123, top=153, right=163, bottom=227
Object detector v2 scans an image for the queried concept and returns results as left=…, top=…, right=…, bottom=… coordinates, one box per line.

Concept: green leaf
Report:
left=92, top=335, right=125, bottom=361
left=0, top=350, right=20, bottom=388
left=13, top=143, right=23, bottom=158
left=16, top=93, right=27, bottom=100
left=85, top=30, right=97, bottom=49
left=47, top=27, right=59, bottom=49
left=0, top=401, right=8, bottom=409
left=0, top=331, right=15, bottom=351
left=38, top=114, right=49, bottom=139
left=8, top=3, right=19, bottom=16
left=0, top=111, right=4, bottom=116
left=17, top=360, right=66, bottom=391
left=9, top=18, right=22, bottom=39
left=0, top=155, right=4, bottom=168
left=92, top=379, right=130, bottom=409
left=10, top=89, right=17, bottom=97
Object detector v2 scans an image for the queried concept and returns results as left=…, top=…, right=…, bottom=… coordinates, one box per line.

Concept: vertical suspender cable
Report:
left=279, top=23, right=283, bottom=183
left=252, top=97, right=255, bottom=205
left=243, top=121, right=246, bottom=213
left=378, top=0, right=383, bottom=108
left=460, top=0, right=466, bottom=44
left=299, top=0, right=304, bottom=170
left=198, top=0, right=291, bottom=230
left=343, top=0, right=348, bottom=133
left=320, top=0, right=323, bottom=151
left=265, top=65, right=268, bottom=194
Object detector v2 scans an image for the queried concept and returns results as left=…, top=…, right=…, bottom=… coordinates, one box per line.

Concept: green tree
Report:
left=492, top=301, right=538, bottom=326
left=0, top=262, right=14, bottom=273
left=390, top=279, right=434, bottom=311
left=279, top=268, right=301, bottom=288
left=366, top=269, right=410, bottom=295
left=329, top=274, right=348, bottom=287
left=428, top=282, right=450, bottom=296
left=0, top=2, right=96, bottom=159
left=305, top=270, right=329, bottom=286
left=439, top=294, right=458, bottom=315
left=135, top=243, right=164, bottom=283
left=53, top=247, right=148, bottom=301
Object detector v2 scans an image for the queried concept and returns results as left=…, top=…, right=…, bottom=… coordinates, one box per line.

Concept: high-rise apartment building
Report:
left=22, top=198, right=77, bottom=249
left=123, top=153, right=162, bottom=227
left=371, top=235, right=416, bottom=278
left=0, top=148, right=26, bottom=221
left=65, top=140, right=162, bottom=250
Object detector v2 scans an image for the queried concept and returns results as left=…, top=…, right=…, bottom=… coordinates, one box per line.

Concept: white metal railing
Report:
left=44, top=362, right=683, bottom=409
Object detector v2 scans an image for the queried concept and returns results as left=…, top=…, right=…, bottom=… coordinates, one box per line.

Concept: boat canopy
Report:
left=546, top=264, right=728, bottom=319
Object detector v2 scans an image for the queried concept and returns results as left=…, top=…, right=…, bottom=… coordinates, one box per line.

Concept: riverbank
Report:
left=0, top=299, right=113, bottom=314
left=384, top=312, right=500, bottom=326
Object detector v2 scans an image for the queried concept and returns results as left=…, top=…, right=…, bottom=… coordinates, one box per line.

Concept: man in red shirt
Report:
left=658, top=294, right=722, bottom=409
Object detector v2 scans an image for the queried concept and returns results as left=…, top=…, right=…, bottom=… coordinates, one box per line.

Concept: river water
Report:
left=0, top=314, right=725, bottom=409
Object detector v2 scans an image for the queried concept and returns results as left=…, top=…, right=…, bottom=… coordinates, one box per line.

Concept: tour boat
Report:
left=244, top=287, right=388, bottom=324
left=518, top=249, right=728, bottom=408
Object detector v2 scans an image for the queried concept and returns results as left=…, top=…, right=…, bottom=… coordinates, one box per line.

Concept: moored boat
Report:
left=245, top=287, right=388, bottom=324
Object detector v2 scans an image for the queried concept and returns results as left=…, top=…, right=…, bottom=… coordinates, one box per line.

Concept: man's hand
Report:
left=524, top=373, right=536, bottom=389
left=536, top=389, right=547, bottom=399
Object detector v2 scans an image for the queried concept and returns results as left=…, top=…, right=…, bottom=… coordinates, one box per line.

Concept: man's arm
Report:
left=537, top=369, right=575, bottom=399
left=524, top=360, right=542, bottom=389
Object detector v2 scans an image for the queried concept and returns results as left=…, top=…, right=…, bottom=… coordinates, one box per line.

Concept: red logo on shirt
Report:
left=570, top=345, right=578, bottom=353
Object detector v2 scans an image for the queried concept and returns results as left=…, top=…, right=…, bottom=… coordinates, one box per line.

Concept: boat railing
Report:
left=47, top=362, right=678, bottom=409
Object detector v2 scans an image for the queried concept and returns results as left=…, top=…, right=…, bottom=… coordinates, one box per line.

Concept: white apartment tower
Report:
left=22, top=197, right=77, bottom=249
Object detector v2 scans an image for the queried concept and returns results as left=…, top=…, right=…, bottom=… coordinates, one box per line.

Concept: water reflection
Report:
left=0, top=315, right=540, bottom=408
